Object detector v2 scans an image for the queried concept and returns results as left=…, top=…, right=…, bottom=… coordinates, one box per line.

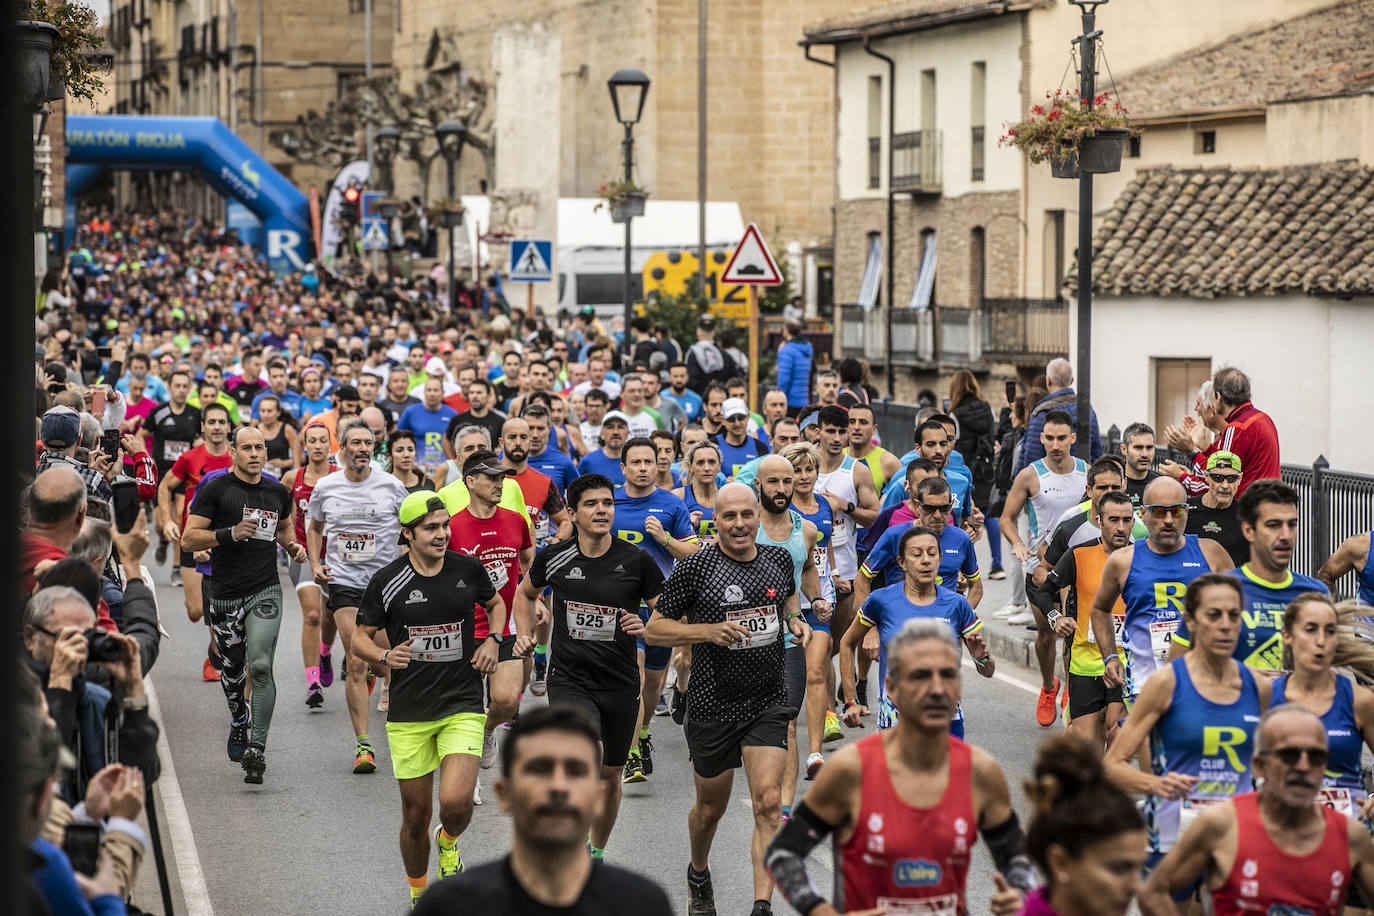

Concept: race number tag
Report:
left=1319, top=788, right=1355, bottom=819
left=875, top=894, right=959, bottom=916
left=1179, top=796, right=1224, bottom=835
left=484, top=558, right=509, bottom=591
left=337, top=532, right=376, bottom=563
left=242, top=507, right=278, bottom=542
left=408, top=623, right=463, bottom=662
left=566, top=601, right=618, bottom=642
left=1150, top=619, right=1180, bottom=660
left=726, top=605, right=780, bottom=650
left=830, top=523, right=849, bottom=548
left=164, top=440, right=190, bottom=460
left=1113, top=614, right=1126, bottom=643
left=534, top=511, right=550, bottom=542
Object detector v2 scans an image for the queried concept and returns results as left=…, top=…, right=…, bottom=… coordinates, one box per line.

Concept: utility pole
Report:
left=365, top=0, right=376, bottom=275
left=1071, top=0, right=1106, bottom=461
left=697, top=0, right=707, bottom=293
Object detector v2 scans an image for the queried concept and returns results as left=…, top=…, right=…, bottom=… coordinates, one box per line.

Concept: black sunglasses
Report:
left=919, top=502, right=953, bottom=514
left=1263, top=746, right=1329, bottom=768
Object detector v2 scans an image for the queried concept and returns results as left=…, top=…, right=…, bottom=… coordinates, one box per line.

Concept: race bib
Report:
left=876, top=893, right=959, bottom=916
left=566, top=601, right=618, bottom=642
left=1319, top=788, right=1356, bottom=819
left=1113, top=613, right=1126, bottom=643
left=1150, top=619, right=1180, bottom=661
left=726, top=605, right=780, bottom=650
left=831, top=524, right=849, bottom=548
left=484, top=557, right=509, bottom=591
left=1179, top=796, right=1225, bottom=835
left=242, top=507, right=278, bottom=542
left=337, top=532, right=376, bottom=563
left=534, top=511, right=550, bottom=542
left=164, top=440, right=190, bottom=460
left=409, top=622, right=463, bottom=662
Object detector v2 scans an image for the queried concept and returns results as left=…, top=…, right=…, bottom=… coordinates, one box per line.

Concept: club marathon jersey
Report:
left=1361, top=533, right=1374, bottom=606
left=817, top=456, right=860, bottom=579
left=861, top=523, right=979, bottom=592
left=1271, top=673, right=1367, bottom=816
left=508, top=465, right=563, bottom=547
left=397, top=402, right=458, bottom=471
left=188, top=470, right=293, bottom=601
left=291, top=464, right=336, bottom=556
left=612, top=487, right=696, bottom=581
left=682, top=485, right=717, bottom=543
left=306, top=469, right=409, bottom=591
left=715, top=434, right=766, bottom=479
left=528, top=443, right=578, bottom=494
left=1173, top=565, right=1329, bottom=670
left=448, top=506, right=532, bottom=638
left=1210, top=793, right=1350, bottom=916
left=529, top=536, right=665, bottom=691
left=1146, top=658, right=1260, bottom=854
left=654, top=542, right=795, bottom=722
left=859, top=583, right=981, bottom=733
left=853, top=447, right=893, bottom=495
left=793, top=498, right=835, bottom=606
left=355, top=551, right=494, bottom=723
left=170, top=445, right=232, bottom=524
left=143, top=401, right=200, bottom=470
left=840, top=734, right=976, bottom=916
left=1119, top=534, right=1210, bottom=697
left=577, top=449, right=627, bottom=486
left=1045, top=541, right=1126, bottom=678
left=1025, top=458, right=1088, bottom=569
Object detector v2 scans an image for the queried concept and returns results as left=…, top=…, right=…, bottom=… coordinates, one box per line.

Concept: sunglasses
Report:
left=1143, top=503, right=1187, bottom=519
left=1208, top=473, right=1241, bottom=484
left=1263, top=746, right=1329, bottom=768
left=919, top=502, right=953, bottom=514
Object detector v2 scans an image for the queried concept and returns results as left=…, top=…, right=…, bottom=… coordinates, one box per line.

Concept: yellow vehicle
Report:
left=641, top=248, right=750, bottom=320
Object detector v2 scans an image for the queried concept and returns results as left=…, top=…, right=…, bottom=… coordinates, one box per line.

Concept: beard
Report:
left=761, top=492, right=791, bottom=515
left=507, top=447, right=528, bottom=463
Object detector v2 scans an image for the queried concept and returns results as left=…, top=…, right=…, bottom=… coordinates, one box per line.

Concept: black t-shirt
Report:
left=529, top=537, right=665, bottom=691
left=1186, top=496, right=1250, bottom=566
left=446, top=410, right=508, bottom=448
left=143, top=401, right=201, bottom=468
left=229, top=379, right=266, bottom=407
left=413, top=857, right=672, bottom=916
left=1123, top=471, right=1159, bottom=507
left=656, top=543, right=795, bottom=722
left=356, top=551, right=496, bottom=722
left=188, top=471, right=292, bottom=600
left=495, top=383, right=521, bottom=411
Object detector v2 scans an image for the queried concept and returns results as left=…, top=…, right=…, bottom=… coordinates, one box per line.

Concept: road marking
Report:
left=962, top=657, right=1042, bottom=696
left=146, top=679, right=216, bottom=916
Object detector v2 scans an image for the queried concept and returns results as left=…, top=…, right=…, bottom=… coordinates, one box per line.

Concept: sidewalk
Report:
left=967, top=533, right=1049, bottom=675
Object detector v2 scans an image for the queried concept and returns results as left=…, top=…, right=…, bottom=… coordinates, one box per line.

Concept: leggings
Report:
left=206, top=582, right=285, bottom=750
left=985, top=516, right=1003, bottom=568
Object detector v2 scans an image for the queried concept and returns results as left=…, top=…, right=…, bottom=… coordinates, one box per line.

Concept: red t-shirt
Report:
left=1218, top=402, right=1281, bottom=495
left=509, top=466, right=563, bottom=544
left=170, top=445, right=232, bottom=524
left=20, top=532, right=119, bottom=632
left=447, top=506, right=532, bottom=638
left=443, top=392, right=472, bottom=414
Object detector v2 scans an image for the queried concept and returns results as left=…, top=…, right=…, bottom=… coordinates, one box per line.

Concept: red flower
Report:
left=1031, top=104, right=1045, bottom=115
left=1047, top=110, right=1061, bottom=121
left=1008, top=127, right=1017, bottom=135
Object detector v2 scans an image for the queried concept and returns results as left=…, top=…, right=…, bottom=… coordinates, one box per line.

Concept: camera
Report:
left=85, top=628, right=124, bottom=664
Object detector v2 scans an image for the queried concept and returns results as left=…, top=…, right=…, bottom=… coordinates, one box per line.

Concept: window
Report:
left=969, top=227, right=985, bottom=306
left=970, top=62, right=986, bottom=181
left=348, top=0, right=366, bottom=13
left=1195, top=130, right=1216, bottom=154
left=1044, top=210, right=1065, bottom=299
left=867, top=75, right=882, bottom=190
left=574, top=273, right=643, bottom=306
left=1128, top=135, right=1141, bottom=158
left=920, top=69, right=937, bottom=131
left=1154, top=358, right=1212, bottom=435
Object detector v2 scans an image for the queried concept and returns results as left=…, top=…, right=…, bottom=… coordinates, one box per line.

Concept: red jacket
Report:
left=1217, top=402, right=1281, bottom=494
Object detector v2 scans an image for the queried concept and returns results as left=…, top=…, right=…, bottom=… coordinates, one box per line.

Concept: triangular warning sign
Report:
left=363, top=221, right=389, bottom=245
left=511, top=241, right=550, bottom=280
left=721, top=223, right=782, bottom=285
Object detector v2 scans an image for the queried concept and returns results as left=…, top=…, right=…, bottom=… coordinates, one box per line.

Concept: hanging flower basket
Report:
left=999, top=90, right=1138, bottom=179
left=1077, top=127, right=1129, bottom=174
left=610, top=191, right=646, bottom=223
left=1050, top=154, right=1079, bottom=180
left=594, top=180, right=649, bottom=223
left=15, top=20, right=59, bottom=112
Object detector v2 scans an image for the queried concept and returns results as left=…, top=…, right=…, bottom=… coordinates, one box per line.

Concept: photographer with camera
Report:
left=70, top=502, right=162, bottom=674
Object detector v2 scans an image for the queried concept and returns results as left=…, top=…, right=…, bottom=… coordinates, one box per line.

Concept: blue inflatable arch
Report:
left=65, top=115, right=311, bottom=273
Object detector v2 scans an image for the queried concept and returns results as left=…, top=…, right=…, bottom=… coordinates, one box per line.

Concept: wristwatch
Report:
left=486, top=632, right=504, bottom=646
left=845, top=500, right=856, bottom=515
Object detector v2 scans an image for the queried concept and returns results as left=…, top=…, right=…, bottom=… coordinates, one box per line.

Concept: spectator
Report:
left=775, top=319, right=813, bottom=414
left=629, top=317, right=662, bottom=370
left=685, top=315, right=735, bottom=394
left=67, top=504, right=161, bottom=672
left=1014, top=357, right=1102, bottom=475
left=948, top=368, right=997, bottom=513
left=718, top=327, right=748, bottom=378
left=35, top=406, right=114, bottom=507
left=21, top=468, right=115, bottom=632
left=783, top=295, right=804, bottom=322
left=1210, top=366, right=1280, bottom=494
left=1159, top=379, right=1229, bottom=496
left=835, top=358, right=872, bottom=409
left=653, top=321, right=683, bottom=364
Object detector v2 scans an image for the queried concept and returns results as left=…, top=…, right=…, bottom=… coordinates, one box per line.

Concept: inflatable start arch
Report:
left=66, top=115, right=311, bottom=273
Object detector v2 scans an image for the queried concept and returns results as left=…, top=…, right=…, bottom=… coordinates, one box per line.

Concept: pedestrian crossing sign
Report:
left=509, top=239, right=553, bottom=283
left=361, top=220, right=390, bottom=250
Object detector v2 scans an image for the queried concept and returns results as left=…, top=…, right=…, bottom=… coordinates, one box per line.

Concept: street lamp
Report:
left=608, top=67, right=650, bottom=361
left=378, top=198, right=401, bottom=283
left=435, top=119, right=468, bottom=313
left=374, top=125, right=401, bottom=193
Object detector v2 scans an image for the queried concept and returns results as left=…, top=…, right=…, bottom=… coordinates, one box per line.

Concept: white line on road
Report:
left=962, top=657, right=1042, bottom=696
left=146, top=679, right=216, bottom=916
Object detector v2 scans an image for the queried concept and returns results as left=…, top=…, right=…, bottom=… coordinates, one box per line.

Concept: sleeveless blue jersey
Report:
left=681, top=484, right=717, bottom=541
left=1272, top=674, right=1365, bottom=798
left=1147, top=658, right=1260, bottom=853
left=793, top=497, right=835, bottom=606
left=1361, top=533, right=1374, bottom=607
left=1120, top=535, right=1210, bottom=697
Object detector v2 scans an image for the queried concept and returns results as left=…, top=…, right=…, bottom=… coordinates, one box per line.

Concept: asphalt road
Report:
left=130, top=536, right=1054, bottom=916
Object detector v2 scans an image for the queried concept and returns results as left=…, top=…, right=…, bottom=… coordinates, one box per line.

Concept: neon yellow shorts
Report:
left=385, top=712, right=487, bottom=780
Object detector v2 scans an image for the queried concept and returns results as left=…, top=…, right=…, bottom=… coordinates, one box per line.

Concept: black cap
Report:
left=334, top=384, right=360, bottom=401
left=463, top=449, right=514, bottom=478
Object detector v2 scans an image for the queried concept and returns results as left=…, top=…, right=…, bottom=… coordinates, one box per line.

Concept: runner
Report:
left=650, top=430, right=679, bottom=491
left=398, top=379, right=458, bottom=479
left=181, top=425, right=307, bottom=783
left=511, top=473, right=665, bottom=858
left=716, top=398, right=767, bottom=480
left=1318, top=529, right=1374, bottom=606
left=674, top=440, right=722, bottom=544
left=615, top=436, right=698, bottom=783
left=846, top=403, right=901, bottom=496
left=354, top=489, right=505, bottom=909
left=1118, top=422, right=1160, bottom=508
left=1104, top=575, right=1270, bottom=880
left=499, top=417, right=569, bottom=550
left=445, top=450, right=533, bottom=779
left=997, top=409, right=1087, bottom=725
left=1183, top=451, right=1248, bottom=566
left=435, top=426, right=533, bottom=533
left=1092, top=478, right=1234, bottom=701
left=387, top=430, right=434, bottom=492
left=577, top=410, right=630, bottom=485
left=306, top=418, right=411, bottom=773
left=645, top=482, right=811, bottom=916
left=520, top=403, right=578, bottom=494
left=139, top=368, right=199, bottom=570
left=856, top=476, right=982, bottom=609
left=766, top=617, right=1036, bottom=916
left=288, top=423, right=337, bottom=708
left=1137, top=705, right=1374, bottom=915
left=156, top=401, right=233, bottom=680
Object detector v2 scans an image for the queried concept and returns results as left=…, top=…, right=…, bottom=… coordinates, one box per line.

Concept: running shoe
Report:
left=473, top=780, right=482, bottom=805
left=856, top=678, right=869, bottom=710
left=202, top=656, right=219, bottom=682
left=1005, top=608, right=1036, bottom=626
left=227, top=719, right=249, bottom=762
left=433, top=825, right=463, bottom=879
left=306, top=683, right=324, bottom=709
left=639, top=733, right=654, bottom=776
left=480, top=731, right=498, bottom=769
left=654, top=694, right=671, bottom=717
left=823, top=711, right=843, bottom=743
left=170, top=566, right=182, bottom=588
left=1036, top=677, right=1061, bottom=728
left=805, top=752, right=825, bottom=780
left=155, top=541, right=168, bottom=565
left=410, top=887, right=424, bottom=910
left=622, top=750, right=647, bottom=784
left=529, top=653, right=548, bottom=697
left=994, top=602, right=1027, bottom=619
left=687, top=867, right=716, bottom=916
left=241, top=746, right=265, bottom=784
left=751, top=901, right=772, bottom=916
left=353, top=741, right=377, bottom=774
left=670, top=684, right=688, bottom=725
left=377, top=678, right=389, bottom=713
left=987, top=566, right=1006, bottom=580
left=319, top=652, right=334, bottom=687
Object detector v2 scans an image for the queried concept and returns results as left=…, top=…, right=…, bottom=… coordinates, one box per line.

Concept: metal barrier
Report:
left=1283, top=458, right=1374, bottom=598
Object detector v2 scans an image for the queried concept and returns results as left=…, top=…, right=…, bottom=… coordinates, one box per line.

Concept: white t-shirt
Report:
left=622, top=409, right=660, bottom=439
left=572, top=378, right=621, bottom=401
left=306, top=469, right=410, bottom=590
left=579, top=420, right=604, bottom=449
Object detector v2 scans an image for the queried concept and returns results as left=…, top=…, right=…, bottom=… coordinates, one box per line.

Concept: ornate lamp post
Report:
left=607, top=68, right=650, bottom=360
left=435, top=120, right=468, bottom=312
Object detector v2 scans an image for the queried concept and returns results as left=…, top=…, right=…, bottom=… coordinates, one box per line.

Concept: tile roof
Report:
left=803, top=0, right=1013, bottom=43
left=1087, top=163, right=1374, bottom=299
left=1113, top=1, right=1374, bottom=120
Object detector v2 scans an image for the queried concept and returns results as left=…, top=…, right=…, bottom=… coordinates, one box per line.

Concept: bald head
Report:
left=757, top=455, right=792, bottom=479
left=718, top=481, right=759, bottom=510
left=359, top=406, right=387, bottom=437
left=1256, top=704, right=1325, bottom=755
left=29, top=467, right=87, bottom=543
left=502, top=417, right=530, bottom=438
left=1143, top=476, right=1186, bottom=506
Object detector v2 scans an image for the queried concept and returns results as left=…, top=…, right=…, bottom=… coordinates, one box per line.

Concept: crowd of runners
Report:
left=19, top=209, right=1374, bottom=915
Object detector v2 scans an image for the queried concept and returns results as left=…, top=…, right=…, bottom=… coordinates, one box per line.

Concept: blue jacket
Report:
left=776, top=338, right=813, bottom=407
left=1013, top=386, right=1102, bottom=476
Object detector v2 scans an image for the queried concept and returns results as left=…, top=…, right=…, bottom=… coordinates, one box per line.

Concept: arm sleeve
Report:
left=958, top=598, right=983, bottom=637
left=669, top=503, right=696, bottom=541
left=861, top=528, right=898, bottom=580
left=982, top=813, right=1039, bottom=894
left=776, top=346, right=794, bottom=391
left=527, top=549, right=549, bottom=592
left=763, top=801, right=836, bottom=916
left=474, top=562, right=498, bottom=604
left=1045, top=544, right=1078, bottom=593
left=131, top=454, right=158, bottom=503
left=355, top=577, right=386, bottom=629
left=857, top=589, right=883, bottom=628
left=185, top=474, right=219, bottom=520
left=1015, top=415, right=1044, bottom=477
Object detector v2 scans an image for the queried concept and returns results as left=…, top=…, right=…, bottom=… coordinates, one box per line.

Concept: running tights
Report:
left=206, top=583, right=284, bottom=750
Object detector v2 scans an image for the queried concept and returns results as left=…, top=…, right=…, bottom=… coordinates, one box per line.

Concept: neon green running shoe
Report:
left=434, top=824, right=463, bottom=880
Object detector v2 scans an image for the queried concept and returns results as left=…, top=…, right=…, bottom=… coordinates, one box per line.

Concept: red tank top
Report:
left=292, top=465, right=335, bottom=558
left=1212, top=793, right=1351, bottom=916
left=840, top=733, right=975, bottom=916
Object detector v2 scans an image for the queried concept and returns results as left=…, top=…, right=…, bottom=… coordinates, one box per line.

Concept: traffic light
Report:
left=339, top=183, right=362, bottom=226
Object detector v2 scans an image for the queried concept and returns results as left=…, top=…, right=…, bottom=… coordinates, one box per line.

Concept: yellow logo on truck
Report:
left=642, top=249, right=750, bottom=320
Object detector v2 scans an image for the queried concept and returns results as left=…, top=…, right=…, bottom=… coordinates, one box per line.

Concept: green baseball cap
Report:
left=399, top=490, right=448, bottom=527
left=1206, top=451, right=1242, bottom=473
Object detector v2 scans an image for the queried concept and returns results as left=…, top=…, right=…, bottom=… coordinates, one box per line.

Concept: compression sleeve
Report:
left=982, top=813, right=1039, bottom=894
left=764, top=801, right=835, bottom=916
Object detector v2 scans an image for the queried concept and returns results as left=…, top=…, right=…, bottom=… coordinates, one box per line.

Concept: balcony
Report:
left=867, top=137, right=880, bottom=190
left=971, top=126, right=985, bottom=182
left=980, top=298, right=1069, bottom=365
left=892, top=129, right=941, bottom=194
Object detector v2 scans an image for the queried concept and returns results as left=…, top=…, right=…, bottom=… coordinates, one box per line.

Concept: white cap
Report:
left=601, top=410, right=631, bottom=426
left=425, top=356, right=448, bottom=376
left=722, top=397, right=750, bottom=419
